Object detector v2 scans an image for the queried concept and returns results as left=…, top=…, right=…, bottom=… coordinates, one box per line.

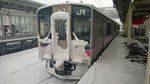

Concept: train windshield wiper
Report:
left=45, top=28, right=51, bottom=39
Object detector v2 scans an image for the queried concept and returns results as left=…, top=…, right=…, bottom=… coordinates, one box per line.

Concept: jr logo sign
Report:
left=76, top=9, right=86, bottom=15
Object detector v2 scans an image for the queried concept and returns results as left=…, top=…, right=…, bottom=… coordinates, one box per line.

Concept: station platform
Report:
left=78, top=33, right=146, bottom=84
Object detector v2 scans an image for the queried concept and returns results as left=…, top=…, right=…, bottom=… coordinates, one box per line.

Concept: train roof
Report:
left=37, top=2, right=119, bottom=25
left=37, top=2, right=94, bottom=13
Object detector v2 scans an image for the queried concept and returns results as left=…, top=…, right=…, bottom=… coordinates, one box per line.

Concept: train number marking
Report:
left=76, top=9, right=86, bottom=15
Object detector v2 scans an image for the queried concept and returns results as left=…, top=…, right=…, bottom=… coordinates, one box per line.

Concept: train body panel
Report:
left=37, top=3, right=119, bottom=79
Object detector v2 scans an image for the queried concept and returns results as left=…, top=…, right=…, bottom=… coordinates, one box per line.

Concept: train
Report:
left=0, top=9, right=38, bottom=56
left=37, top=3, right=119, bottom=79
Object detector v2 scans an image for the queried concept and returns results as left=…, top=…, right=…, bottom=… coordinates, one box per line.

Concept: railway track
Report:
left=0, top=48, right=78, bottom=84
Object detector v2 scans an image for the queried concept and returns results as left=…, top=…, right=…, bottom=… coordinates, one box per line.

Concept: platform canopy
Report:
left=113, top=0, right=150, bottom=24
left=0, top=0, right=44, bottom=13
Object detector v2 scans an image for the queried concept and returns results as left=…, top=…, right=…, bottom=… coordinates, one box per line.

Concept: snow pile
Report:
left=71, top=32, right=88, bottom=63
left=50, top=11, right=89, bottom=63
left=54, top=59, right=64, bottom=69
left=123, top=42, right=147, bottom=65
left=39, top=38, right=52, bottom=60
left=50, top=11, right=71, bottom=61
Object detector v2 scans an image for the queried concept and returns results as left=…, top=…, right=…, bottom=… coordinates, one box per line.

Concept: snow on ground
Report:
left=0, top=48, right=78, bottom=84
left=78, top=33, right=146, bottom=84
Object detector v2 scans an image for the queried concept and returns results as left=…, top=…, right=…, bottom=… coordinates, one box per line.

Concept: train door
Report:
left=51, top=11, right=71, bottom=62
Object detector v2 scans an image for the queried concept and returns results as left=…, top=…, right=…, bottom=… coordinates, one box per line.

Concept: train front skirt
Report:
left=46, top=60, right=89, bottom=80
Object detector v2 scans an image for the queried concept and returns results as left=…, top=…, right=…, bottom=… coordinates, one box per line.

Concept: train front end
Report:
left=37, top=4, right=91, bottom=79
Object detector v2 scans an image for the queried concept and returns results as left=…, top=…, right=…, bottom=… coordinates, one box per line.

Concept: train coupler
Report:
left=55, top=61, right=76, bottom=76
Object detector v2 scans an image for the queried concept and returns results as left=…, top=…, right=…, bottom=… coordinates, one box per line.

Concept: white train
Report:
left=37, top=3, right=119, bottom=79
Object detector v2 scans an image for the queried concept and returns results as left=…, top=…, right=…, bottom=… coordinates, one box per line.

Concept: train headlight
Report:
left=39, top=41, right=52, bottom=59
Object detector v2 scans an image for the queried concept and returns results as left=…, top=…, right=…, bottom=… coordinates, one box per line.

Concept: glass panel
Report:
left=106, top=23, right=111, bottom=36
left=3, top=15, right=10, bottom=36
left=73, top=18, right=90, bottom=41
left=32, top=16, right=37, bottom=35
left=26, top=17, right=32, bottom=34
left=12, top=16, right=16, bottom=36
left=38, top=7, right=52, bottom=39
left=55, top=19, right=67, bottom=49
left=72, top=5, right=91, bottom=42
left=55, top=19, right=67, bottom=40
left=30, top=17, right=33, bottom=34
left=21, top=17, right=26, bottom=35
left=15, top=17, right=20, bottom=35
left=39, top=15, right=50, bottom=38
left=0, top=15, right=2, bottom=36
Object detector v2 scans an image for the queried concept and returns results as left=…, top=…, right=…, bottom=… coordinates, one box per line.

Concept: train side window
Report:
left=0, top=15, right=2, bottom=36
left=106, top=23, right=111, bottom=36
left=115, top=25, right=118, bottom=32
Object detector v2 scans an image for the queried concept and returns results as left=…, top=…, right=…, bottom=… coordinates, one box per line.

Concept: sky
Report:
left=33, top=0, right=113, bottom=7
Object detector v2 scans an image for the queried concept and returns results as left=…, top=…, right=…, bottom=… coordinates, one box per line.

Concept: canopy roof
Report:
left=113, top=0, right=150, bottom=23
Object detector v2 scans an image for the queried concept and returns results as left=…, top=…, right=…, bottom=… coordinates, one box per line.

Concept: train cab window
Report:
left=38, top=7, right=52, bottom=39
left=72, top=18, right=90, bottom=41
left=72, top=5, right=91, bottom=42
left=55, top=19, right=67, bottom=40
left=0, top=15, right=2, bottom=36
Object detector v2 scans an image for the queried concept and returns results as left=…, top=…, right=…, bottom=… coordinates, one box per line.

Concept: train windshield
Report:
left=72, top=5, right=91, bottom=42
left=38, top=7, right=52, bottom=39
left=38, top=5, right=91, bottom=41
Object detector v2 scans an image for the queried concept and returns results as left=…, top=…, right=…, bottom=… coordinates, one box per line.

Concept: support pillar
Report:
left=127, top=1, right=133, bottom=44
left=124, top=15, right=128, bottom=37
left=145, top=14, right=150, bottom=84
left=1, top=14, right=4, bottom=37
left=145, top=20, right=149, bottom=38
